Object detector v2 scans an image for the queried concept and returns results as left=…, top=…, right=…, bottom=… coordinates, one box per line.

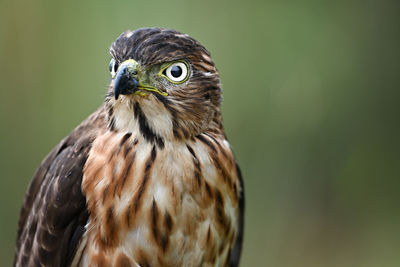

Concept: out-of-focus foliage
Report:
left=1, top=0, right=399, bottom=266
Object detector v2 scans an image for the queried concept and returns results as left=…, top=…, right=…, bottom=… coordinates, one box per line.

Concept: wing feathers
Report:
left=14, top=108, right=106, bottom=267
left=229, top=163, right=245, bottom=267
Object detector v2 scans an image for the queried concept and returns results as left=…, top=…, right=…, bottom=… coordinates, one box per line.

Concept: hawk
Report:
left=14, top=28, right=244, bottom=267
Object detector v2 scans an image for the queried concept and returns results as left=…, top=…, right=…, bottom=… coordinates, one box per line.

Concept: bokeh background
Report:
left=1, top=0, right=399, bottom=266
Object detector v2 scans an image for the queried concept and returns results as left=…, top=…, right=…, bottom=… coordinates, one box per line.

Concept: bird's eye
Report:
left=109, top=59, right=119, bottom=77
left=162, top=61, right=189, bottom=84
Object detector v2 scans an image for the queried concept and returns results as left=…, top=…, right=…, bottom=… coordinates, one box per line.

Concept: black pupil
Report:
left=109, top=60, right=118, bottom=73
left=170, top=65, right=182, bottom=78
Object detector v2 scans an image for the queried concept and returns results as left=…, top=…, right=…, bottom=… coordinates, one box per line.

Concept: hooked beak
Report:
left=114, top=59, right=140, bottom=100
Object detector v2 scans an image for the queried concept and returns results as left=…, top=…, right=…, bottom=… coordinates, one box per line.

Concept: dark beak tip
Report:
left=113, top=65, right=139, bottom=100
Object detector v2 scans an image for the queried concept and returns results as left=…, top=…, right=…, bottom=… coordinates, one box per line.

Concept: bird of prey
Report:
left=14, top=27, right=244, bottom=267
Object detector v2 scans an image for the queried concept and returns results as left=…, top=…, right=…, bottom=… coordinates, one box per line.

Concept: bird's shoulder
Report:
left=14, top=106, right=107, bottom=267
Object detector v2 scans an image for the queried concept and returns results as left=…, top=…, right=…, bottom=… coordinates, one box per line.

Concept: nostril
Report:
left=127, top=77, right=139, bottom=88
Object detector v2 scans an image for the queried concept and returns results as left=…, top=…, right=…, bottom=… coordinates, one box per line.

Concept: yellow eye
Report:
left=109, top=59, right=119, bottom=77
left=162, top=61, right=189, bottom=84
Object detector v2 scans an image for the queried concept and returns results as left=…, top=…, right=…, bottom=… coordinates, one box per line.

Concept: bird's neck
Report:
left=106, top=96, right=173, bottom=148
left=105, top=95, right=225, bottom=148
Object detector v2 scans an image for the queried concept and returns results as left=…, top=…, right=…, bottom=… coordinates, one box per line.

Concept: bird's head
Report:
left=105, top=28, right=223, bottom=143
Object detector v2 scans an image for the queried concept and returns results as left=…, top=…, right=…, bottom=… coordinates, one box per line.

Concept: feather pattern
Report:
left=14, top=28, right=244, bottom=267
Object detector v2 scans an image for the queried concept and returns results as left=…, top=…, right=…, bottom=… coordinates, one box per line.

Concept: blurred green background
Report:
left=1, top=0, right=400, bottom=266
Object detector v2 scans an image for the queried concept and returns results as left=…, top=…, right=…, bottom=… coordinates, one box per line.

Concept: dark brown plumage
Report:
left=15, top=28, right=244, bottom=267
